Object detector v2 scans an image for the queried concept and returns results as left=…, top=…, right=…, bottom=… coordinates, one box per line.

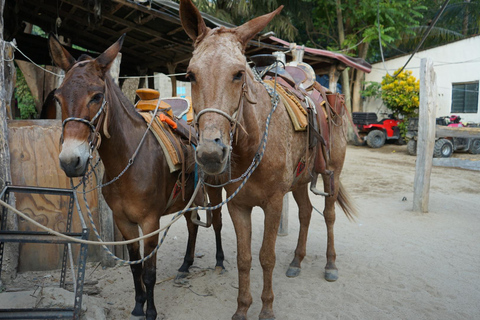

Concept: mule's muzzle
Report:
left=196, top=138, right=229, bottom=175
left=59, top=140, right=90, bottom=177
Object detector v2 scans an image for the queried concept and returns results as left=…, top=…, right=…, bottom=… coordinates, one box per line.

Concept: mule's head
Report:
left=48, top=34, right=124, bottom=177
left=180, top=0, right=282, bottom=175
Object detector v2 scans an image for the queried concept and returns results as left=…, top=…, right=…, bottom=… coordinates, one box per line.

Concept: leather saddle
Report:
left=250, top=54, right=347, bottom=197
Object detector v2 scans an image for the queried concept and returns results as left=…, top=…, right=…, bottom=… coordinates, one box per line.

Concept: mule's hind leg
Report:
left=176, top=212, right=199, bottom=280
left=322, top=173, right=340, bottom=282
left=208, top=187, right=225, bottom=273
left=287, top=185, right=312, bottom=278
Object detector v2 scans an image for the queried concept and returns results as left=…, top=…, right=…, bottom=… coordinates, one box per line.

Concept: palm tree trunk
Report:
left=335, top=0, right=352, bottom=113
left=462, top=0, right=471, bottom=36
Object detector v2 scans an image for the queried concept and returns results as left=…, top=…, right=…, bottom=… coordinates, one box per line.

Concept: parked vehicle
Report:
left=406, top=116, right=480, bottom=157
left=352, top=112, right=404, bottom=148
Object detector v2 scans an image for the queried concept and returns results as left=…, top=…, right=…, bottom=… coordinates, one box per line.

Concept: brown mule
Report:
left=48, top=34, right=225, bottom=320
left=180, top=1, right=357, bottom=319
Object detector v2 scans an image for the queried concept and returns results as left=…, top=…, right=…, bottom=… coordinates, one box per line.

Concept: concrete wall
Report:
left=364, top=36, right=480, bottom=124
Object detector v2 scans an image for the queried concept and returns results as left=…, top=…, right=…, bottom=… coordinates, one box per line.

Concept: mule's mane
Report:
left=78, top=54, right=93, bottom=62
left=104, top=73, right=142, bottom=121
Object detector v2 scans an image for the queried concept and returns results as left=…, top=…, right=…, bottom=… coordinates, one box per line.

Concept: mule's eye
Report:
left=233, top=71, right=244, bottom=81
left=186, top=71, right=196, bottom=82
left=90, top=93, right=103, bottom=104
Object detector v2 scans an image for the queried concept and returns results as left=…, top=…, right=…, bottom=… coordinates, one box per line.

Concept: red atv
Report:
left=352, top=112, right=404, bottom=148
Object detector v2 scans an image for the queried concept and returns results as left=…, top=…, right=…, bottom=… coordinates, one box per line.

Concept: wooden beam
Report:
left=413, top=58, right=437, bottom=213
left=110, top=0, right=182, bottom=25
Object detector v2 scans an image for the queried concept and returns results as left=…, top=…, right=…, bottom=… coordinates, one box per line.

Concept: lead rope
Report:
left=0, top=64, right=281, bottom=265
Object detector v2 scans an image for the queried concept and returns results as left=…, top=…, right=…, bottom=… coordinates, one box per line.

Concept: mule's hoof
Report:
left=130, top=315, right=145, bottom=320
left=174, top=272, right=189, bottom=284
left=232, top=314, right=247, bottom=320
left=286, top=266, right=301, bottom=278
left=259, top=310, right=275, bottom=320
left=215, top=266, right=226, bottom=275
left=325, top=269, right=338, bottom=282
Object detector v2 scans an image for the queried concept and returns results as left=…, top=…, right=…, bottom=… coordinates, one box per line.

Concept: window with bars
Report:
left=451, top=81, right=479, bottom=113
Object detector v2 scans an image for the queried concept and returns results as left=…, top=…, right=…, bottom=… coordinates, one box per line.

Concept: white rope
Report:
left=118, top=72, right=187, bottom=79
left=10, top=42, right=64, bottom=76
left=0, top=197, right=187, bottom=246
left=7, top=41, right=186, bottom=79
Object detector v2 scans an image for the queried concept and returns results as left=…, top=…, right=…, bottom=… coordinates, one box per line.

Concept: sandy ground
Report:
left=2, top=144, right=480, bottom=319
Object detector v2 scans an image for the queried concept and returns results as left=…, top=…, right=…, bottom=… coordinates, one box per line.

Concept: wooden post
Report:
left=0, top=0, right=19, bottom=285
left=167, top=62, right=177, bottom=97
left=278, top=193, right=289, bottom=236
left=413, top=58, right=437, bottom=213
left=328, top=65, right=340, bottom=93
left=4, top=40, right=15, bottom=119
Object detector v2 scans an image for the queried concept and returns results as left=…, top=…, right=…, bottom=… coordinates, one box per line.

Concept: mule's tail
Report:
left=337, top=181, right=358, bottom=222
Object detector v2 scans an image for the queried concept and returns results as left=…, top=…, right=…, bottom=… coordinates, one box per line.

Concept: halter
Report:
left=194, top=80, right=252, bottom=140
left=194, top=76, right=255, bottom=185
left=197, top=63, right=280, bottom=188
left=61, top=94, right=108, bottom=157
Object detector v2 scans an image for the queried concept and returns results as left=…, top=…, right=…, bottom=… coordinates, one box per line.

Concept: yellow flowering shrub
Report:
left=381, top=68, right=420, bottom=118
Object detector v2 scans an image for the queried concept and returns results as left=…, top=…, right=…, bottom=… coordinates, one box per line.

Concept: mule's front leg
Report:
left=258, top=199, right=283, bottom=320
left=116, top=221, right=146, bottom=319
left=142, top=221, right=159, bottom=320
left=128, top=245, right=147, bottom=319
left=229, top=205, right=253, bottom=320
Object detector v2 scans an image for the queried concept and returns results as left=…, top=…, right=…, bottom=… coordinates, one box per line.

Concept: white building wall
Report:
left=364, top=36, right=480, bottom=123
left=154, top=73, right=191, bottom=98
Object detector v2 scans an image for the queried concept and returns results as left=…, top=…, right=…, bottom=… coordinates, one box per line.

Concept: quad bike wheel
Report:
left=433, top=139, right=453, bottom=158
left=366, top=130, right=386, bottom=148
left=407, top=139, right=417, bottom=156
left=469, top=139, right=480, bottom=154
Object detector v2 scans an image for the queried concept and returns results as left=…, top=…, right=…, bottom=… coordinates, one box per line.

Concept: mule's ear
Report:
left=48, top=33, right=76, bottom=71
left=95, top=34, right=125, bottom=75
left=235, top=6, right=283, bottom=50
left=179, top=0, right=210, bottom=45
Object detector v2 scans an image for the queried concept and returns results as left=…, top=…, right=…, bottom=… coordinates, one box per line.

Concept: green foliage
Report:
left=361, top=81, right=382, bottom=99
left=14, top=67, right=37, bottom=119
left=381, top=68, right=419, bottom=119
left=173, top=0, right=314, bottom=41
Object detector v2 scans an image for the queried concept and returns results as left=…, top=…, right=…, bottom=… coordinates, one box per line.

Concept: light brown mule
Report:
left=48, top=34, right=225, bottom=320
left=180, top=1, right=357, bottom=319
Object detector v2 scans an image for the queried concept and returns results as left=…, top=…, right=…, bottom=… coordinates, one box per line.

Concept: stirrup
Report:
left=190, top=204, right=213, bottom=228
left=310, top=174, right=329, bottom=196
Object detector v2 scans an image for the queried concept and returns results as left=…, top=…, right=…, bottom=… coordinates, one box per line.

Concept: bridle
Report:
left=194, top=78, right=253, bottom=143
left=194, top=64, right=280, bottom=188
left=193, top=75, right=256, bottom=186
left=60, top=92, right=109, bottom=158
